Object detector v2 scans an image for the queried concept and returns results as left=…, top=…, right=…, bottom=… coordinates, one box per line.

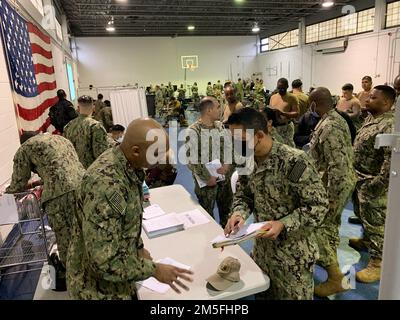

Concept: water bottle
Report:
left=143, top=181, right=150, bottom=202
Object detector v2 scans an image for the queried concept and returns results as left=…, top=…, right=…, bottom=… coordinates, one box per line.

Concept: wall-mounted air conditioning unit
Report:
left=314, top=38, right=349, bottom=54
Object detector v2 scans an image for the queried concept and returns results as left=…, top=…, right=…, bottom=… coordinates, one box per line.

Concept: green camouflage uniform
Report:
left=161, top=85, right=168, bottom=100
left=67, top=147, right=155, bottom=300
left=309, top=109, right=357, bottom=267
left=178, top=88, right=186, bottom=101
left=6, top=134, right=84, bottom=265
left=186, top=120, right=234, bottom=227
left=94, top=100, right=106, bottom=121
left=271, top=93, right=299, bottom=148
left=244, top=82, right=251, bottom=96
left=64, top=114, right=112, bottom=169
left=167, top=83, right=174, bottom=98
left=232, top=142, right=328, bottom=300
left=270, top=127, right=285, bottom=144
left=276, top=122, right=296, bottom=148
left=97, top=107, right=114, bottom=133
left=206, top=85, right=214, bottom=97
left=155, top=88, right=164, bottom=117
left=254, top=83, right=265, bottom=103
left=236, top=81, right=244, bottom=102
left=192, top=84, right=200, bottom=102
left=353, top=111, right=394, bottom=260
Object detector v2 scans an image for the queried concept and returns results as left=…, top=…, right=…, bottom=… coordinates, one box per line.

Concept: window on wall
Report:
left=358, top=8, right=375, bottom=33
left=30, top=0, right=44, bottom=16
left=55, top=18, right=63, bottom=41
left=386, top=1, right=400, bottom=28
left=260, top=37, right=269, bottom=52
left=306, top=8, right=375, bottom=44
left=66, top=63, right=76, bottom=101
left=337, top=12, right=357, bottom=37
left=260, top=29, right=299, bottom=52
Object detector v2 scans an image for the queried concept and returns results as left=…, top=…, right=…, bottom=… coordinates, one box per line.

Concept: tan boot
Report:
left=348, top=238, right=369, bottom=251
left=356, top=259, right=382, bottom=283
left=314, top=264, right=350, bottom=297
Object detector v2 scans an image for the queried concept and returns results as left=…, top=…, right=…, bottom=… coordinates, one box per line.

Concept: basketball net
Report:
left=187, top=63, right=195, bottom=71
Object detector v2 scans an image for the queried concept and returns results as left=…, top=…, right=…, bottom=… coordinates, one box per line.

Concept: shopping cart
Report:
left=0, top=190, right=52, bottom=279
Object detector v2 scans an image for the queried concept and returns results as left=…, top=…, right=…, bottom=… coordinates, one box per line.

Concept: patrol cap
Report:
left=206, top=257, right=241, bottom=291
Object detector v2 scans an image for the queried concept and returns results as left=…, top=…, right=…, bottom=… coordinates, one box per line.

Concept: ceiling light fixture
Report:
left=322, top=0, right=335, bottom=8
left=188, top=25, right=195, bottom=31
left=252, top=23, right=260, bottom=33
left=106, top=18, right=115, bottom=32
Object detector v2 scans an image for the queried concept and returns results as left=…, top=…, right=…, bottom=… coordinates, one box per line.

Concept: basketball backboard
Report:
left=181, top=55, right=199, bottom=69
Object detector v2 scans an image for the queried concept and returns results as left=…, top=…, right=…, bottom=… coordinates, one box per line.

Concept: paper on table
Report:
left=142, top=213, right=184, bottom=234
left=143, top=204, right=166, bottom=220
left=0, top=194, right=19, bottom=225
left=176, top=209, right=210, bottom=229
left=194, top=159, right=225, bottom=189
left=137, top=257, right=191, bottom=294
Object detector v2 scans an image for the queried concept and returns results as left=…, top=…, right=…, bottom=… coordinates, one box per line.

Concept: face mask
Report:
left=279, top=88, right=287, bottom=96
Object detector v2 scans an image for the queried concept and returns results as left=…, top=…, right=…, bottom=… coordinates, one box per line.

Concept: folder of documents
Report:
left=143, top=204, right=166, bottom=220
left=194, top=159, right=225, bottom=188
left=142, top=213, right=184, bottom=238
left=211, top=222, right=267, bottom=248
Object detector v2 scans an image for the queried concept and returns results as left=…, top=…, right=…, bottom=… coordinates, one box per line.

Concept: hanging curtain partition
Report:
left=110, top=88, right=148, bottom=128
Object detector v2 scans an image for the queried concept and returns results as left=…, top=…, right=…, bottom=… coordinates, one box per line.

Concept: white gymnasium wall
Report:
left=0, top=39, right=22, bottom=243
left=52, top=41, right=71, bottom=99
left=0, top=41, right=21, bottom=187
left=257, top=29, right=400, bottom=95
left=75, top=36, right=259, bottom=96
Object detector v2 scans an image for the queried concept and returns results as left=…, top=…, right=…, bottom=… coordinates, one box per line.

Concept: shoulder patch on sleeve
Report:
left=288, top=160, right=307, bottom=183
left=106, top=190, right=126, bottom=215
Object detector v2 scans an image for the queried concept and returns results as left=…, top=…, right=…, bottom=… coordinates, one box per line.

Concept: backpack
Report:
left=335, top=109, right=357, bottom=145
left=49, top=100, right=77, bottom=133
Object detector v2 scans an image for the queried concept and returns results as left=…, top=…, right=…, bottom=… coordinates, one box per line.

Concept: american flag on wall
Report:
left=0, top=0, right=57, bottom=132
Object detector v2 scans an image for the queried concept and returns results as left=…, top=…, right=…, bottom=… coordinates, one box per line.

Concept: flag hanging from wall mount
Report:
left=0, top=0, right=57, bottom=132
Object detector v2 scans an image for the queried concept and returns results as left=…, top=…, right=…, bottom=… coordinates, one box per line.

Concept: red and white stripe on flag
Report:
left=0, top=0, right=58, bottom=133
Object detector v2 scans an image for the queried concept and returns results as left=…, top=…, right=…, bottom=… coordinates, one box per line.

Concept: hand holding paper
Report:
left=212, top=222, right=268, bottom=248
left=257, top=221, right=285, bottom=240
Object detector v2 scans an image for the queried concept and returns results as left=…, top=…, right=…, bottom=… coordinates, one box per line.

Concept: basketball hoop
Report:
left=187, top=63, right=195, bottom=71
left=181, top=55, right=199, bottom=71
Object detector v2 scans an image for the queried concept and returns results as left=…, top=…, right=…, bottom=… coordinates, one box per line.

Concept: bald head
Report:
left=309, top=87, right=334, bottom=116
left=310, top=87, right=333, bottom=107
left=122, top=118, right=164, bottom=147
left=394, top=75, right=400, bottom=97
left=120, top=118, right=169, bottom=168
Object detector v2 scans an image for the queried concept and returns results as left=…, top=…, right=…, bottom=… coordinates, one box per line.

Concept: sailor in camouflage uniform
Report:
left=6, top=132, right=84, bottom=266
left=64, top=95, right=112, bottom=169
left=206, top=82, right=214, bottom=97
left=186, top=97, right=234, bottom=227
left=263, top=107, right=285, bottom=144
left=97, top=100, right=114, bottom=133
left=67, top=118, right=193, bottom=299
left=308, top=88, right=357, bottom=297
left=350, top=86, right=396, bottom=283
left=225, top=108, right=328, bottom=300
left=155, top=85, right=164, bottom=118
